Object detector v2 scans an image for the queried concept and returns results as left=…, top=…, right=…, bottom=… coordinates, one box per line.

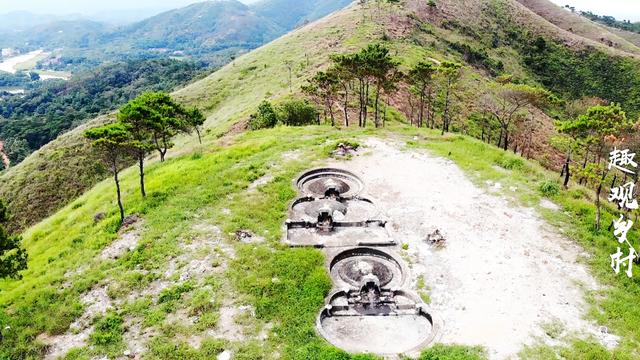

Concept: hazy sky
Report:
left=549, top=0, right=640, bottom=21
left=0, top=0, right=260, bottom=15
left=0, top=0, right=638, bottom=21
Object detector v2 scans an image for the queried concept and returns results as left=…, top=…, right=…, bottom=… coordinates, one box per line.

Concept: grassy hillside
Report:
left=516, top=0, right=640, bottom=56
left=0, top=3, right=368, bottom=232
left=2, top=122, right=640, bottom=358
left=2, top=1, right=640, bottom=358
left=5, top=0, right=640, bottom=231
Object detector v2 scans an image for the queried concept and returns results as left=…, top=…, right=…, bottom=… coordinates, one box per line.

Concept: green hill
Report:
left=252, top=0, right=353, bottom=29
left=0, top=0, right=354, bottom=71
left=2, top=1, right=640, bottom=357
left=110, top=1, right=281, bottom=53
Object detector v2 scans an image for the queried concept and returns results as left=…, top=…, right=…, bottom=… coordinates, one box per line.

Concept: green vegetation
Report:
left=407, top=61, right=437, bottom=128
left=0, top=59, right=207, bottom=168
left=0, top=125, right=377, bottom=359
left=538, top=180, right=560, bottom=197
left=418, top=344, right=486, bottom=360
left=555, top=103, right=633, bottom=229
left=278, top=97, right=319, bottom=126
left=327, top=44, right=401, bottom=128
left=0, top=0, right=353, bottom=73
left=89, top=312, right=124, bottom=355
left=521, top=36, right=640, bottom=116
left=0, top=0, right=369, bottom=233
left=87, top=92, right=203, bottom=222
left=0, top=71, right=35, bottom=88
left=0, top=200, right=27, bottom=279
left=576, top=10, right=640, bottom=34
left=250, top=98, right=318, bottom=129
left=249, top=100, right=279, bottom=130
left=85, top=123, right=134, bottom=224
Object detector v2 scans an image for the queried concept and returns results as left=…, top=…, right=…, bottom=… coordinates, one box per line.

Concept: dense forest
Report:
left=0, top=58, right=208, bottom=168
left=0, top=72, right=39, bottom=88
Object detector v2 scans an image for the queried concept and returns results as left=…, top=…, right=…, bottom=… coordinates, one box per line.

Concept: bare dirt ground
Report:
left=328, top=138, right=617, bottom=359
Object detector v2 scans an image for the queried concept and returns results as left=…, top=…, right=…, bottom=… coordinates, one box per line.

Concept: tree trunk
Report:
left=407, top=95, right=415, bottom=126
left=196, top=127, right=202, bottom=144
left=358, top=79, right=364, bottom=127
left=328, top=99, right=335, bottom=126
left=374, top=83, right=381, bottom=128
left=363, top=82, right=370, bottom=127
left=138, top=153, right=146, bottom=197
left=610, top=174, right=618, bottom=190
left=563, top=159, right=570, bottom=188
left=426, top=87, right=433, bottom=128
left=595, top=171, right=607, bottom=230
left=442, top=79, right=451, bottom=135
left=579, top=147, right=591, bottom=185
left=383, top=94, right=388, bottom=127
left=342, top=83, right=349, bottom=127
left=418, top=90, right=425, bottom=128
left=502, top=129, right=509, bottom=151
left=595, top=181, right=602, bottom=231
left=113, top=163, right=124, bottom=225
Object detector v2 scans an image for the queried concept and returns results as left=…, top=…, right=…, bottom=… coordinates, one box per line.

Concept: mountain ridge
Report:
left=0, top=0, right=353, bottom=67
left=3, top=0, right=640, bottom=232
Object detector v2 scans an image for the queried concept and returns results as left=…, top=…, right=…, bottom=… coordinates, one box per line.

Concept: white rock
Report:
left=217, top=350, right=232, bottom=360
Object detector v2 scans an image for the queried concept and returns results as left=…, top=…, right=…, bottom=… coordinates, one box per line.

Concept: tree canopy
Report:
left=0, top=200, right=28, bottom=280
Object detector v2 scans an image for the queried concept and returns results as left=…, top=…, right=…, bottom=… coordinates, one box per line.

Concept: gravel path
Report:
left=329, top=138, right=617, bottom=359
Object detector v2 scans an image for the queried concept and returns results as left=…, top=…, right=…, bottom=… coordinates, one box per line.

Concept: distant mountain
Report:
left=112, top=0, right=282, bottom=52
left=0, top=20, right=110, bottom=49
left=0, top=0, right=353, bottom=69
left=251, top=0, right=353, bottom=29
left=0, top=11, right=83, bottom=32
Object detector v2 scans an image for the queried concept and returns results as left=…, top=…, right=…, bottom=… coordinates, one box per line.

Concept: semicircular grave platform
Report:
left=296, top=168, right=364, bottom=198
left=317, top=289, right=441, bottom=354
left=282, top=167, right=441, bottom=355
left=329, top=247, right=405, bottom=289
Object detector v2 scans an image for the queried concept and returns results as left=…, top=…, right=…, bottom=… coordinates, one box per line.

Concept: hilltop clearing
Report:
left=1, top=124, right=638, bottom=359
left=330, top=139, right=616, bottom=358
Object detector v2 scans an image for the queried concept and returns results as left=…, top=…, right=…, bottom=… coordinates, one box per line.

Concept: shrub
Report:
left=539, top=180, right=560, bottom=197
left=494, top=155, right=524, bottom=170
left=158, top=282, right=194, bottom=304
left=277, top=98, right=318, bottom=126
left=89, top=312, right=124, bottom=348
left=428, top=0, right=437, bottom=7
left=249, top=100, right=278, bottom=130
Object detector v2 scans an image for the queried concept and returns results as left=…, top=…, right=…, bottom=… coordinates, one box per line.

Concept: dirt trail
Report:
left=328, top=138, right=616, bottom=359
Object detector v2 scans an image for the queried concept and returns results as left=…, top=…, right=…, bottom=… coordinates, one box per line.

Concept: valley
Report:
left=0, top=50, right=46, bottom=74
